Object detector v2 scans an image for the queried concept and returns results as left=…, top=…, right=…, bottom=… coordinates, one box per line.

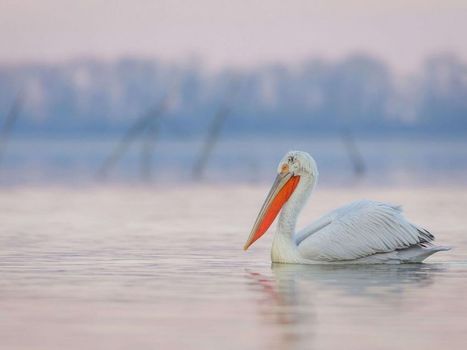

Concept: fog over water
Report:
left=0, top=136, right=466, bottom=186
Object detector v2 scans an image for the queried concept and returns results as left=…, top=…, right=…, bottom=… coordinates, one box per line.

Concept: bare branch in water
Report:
left=192, top=81, right=242, bottom=180
left=0, top=93, right=24, bottom=167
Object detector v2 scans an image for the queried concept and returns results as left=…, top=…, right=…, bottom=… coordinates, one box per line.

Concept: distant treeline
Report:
left=0, top=54, right=466, bottom=136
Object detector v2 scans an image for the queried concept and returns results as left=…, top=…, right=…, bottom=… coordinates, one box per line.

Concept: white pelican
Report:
left=243, top=150, right=450, bottom=264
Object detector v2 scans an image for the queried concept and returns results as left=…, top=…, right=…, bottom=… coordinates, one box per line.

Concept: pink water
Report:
left=0, top=185, right=466, bottom=349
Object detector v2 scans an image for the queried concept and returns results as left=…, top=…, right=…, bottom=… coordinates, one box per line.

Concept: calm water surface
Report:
left=2, top=136, right=467, bottom=186
left=1, top=186, right=467, bottom=349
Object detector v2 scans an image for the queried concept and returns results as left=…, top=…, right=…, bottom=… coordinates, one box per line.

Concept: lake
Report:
left=1, top=185, right=466, bottom=350
left=1, top=135, right=467, bottom=186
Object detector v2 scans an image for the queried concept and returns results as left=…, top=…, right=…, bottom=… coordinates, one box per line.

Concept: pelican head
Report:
left=243, top=151, right=318, bottom=250
left=277, top=150, right=318, bottom=178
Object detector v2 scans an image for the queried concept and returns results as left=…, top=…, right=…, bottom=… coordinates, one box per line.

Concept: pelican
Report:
left=243, top=151, right=450, bottom=264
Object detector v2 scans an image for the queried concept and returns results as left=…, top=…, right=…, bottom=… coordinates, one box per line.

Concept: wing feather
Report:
left=297, top=200, right=435, bottom=261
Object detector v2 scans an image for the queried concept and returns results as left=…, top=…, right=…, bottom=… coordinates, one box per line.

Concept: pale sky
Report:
left=1, top=0, right=466, bottom=72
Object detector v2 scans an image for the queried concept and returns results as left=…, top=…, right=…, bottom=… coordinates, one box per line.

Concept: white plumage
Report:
left=244, top=151, right=450, bottom=264
left=296, top=200, right=447, bottom=263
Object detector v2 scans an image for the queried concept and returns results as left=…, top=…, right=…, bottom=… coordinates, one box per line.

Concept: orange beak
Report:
left=243, top=171, right=300, bottom=250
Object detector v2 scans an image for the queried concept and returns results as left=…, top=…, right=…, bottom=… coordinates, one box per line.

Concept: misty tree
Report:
left=417, top=54, right=467, bottom=132
left=0, top=54, right=466, bottom=136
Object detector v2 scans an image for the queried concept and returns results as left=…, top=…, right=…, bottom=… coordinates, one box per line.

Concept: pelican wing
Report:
left=296, top=200, right=434, bottom=261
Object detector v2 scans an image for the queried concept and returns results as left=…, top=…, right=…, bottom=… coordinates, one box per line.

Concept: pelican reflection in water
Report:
left=246, top=263, right=443, bottom=349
